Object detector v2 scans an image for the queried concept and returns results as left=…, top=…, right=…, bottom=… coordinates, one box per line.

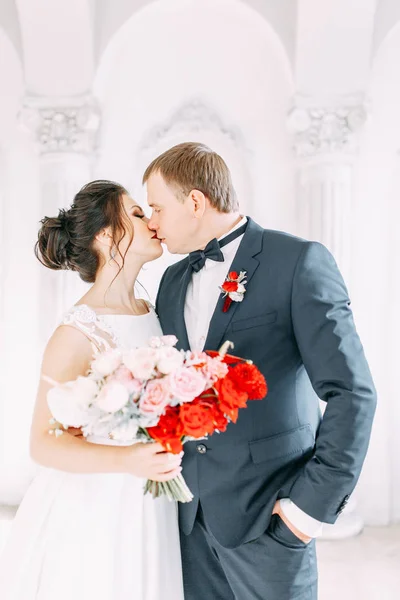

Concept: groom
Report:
left=144, top=142, right=376, bottom=599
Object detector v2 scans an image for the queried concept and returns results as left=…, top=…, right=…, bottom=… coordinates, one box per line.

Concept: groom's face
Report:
left=146, top=172, right=200, bottom=254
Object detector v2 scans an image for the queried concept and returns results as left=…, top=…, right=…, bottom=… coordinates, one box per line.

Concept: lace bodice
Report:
left=60, top=303, right=163, bottom=354
left=47, top=304, right=165, bottom=447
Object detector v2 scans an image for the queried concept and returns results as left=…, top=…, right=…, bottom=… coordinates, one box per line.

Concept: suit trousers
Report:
left=180, top=504, right=318, bottom=600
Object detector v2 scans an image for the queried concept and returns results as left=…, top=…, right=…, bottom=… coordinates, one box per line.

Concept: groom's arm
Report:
left=287, top=241, right=377, bottom=524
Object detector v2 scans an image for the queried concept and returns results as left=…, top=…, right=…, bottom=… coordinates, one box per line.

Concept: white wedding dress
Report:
left=0, top=304, right=184, bottom=600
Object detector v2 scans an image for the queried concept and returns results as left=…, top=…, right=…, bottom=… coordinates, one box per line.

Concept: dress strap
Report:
left=60, top=305, right=118, bottom=354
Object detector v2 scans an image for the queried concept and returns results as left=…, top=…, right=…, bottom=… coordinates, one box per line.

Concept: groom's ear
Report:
left=189, top=189, right=207, bottom=219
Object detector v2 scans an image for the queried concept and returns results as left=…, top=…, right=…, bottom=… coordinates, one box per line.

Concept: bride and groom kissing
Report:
left=0, top=142, right=376, bottom=600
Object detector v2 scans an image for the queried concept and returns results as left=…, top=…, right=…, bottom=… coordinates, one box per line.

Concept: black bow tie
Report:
left=188, top=221, right=247, bottom=273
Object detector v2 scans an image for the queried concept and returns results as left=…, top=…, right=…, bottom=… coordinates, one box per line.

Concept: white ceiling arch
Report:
left=0, top=0, right=22, bottom=61
left=372, top=0, right=400, bottom=60
left=15, top=0, right=94, bottom=96
left=95, top=0, right=295, bottom=75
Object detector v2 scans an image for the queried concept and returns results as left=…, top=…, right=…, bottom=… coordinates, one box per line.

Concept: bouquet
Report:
left=47, top=336, right=267, bottom=502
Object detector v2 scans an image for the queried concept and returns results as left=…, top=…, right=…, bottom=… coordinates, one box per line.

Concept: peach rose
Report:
left=203, top=356, right=229, bottom=385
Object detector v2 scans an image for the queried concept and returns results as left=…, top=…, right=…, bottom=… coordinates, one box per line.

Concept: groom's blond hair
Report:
left=142, top=142, right=238, bottom=213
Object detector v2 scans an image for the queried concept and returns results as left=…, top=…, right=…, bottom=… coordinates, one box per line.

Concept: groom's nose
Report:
left=148, top=216, right=158, bottom=231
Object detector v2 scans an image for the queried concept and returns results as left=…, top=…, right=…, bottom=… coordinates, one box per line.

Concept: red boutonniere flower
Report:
left=219, top=270, right=247, bottom=313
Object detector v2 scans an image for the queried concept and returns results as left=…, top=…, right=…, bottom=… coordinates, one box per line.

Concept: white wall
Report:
left=352, top=22, right=400, bottom=524
left=0, top=27, right=42, bottom=503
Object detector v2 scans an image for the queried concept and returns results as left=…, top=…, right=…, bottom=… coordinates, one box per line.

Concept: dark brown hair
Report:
left=142, top=142, right=238, bottom=213
left=35, top=180, right=131, bottom=283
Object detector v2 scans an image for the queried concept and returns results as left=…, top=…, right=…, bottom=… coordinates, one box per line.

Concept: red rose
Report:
left=147, top=406, right=184, bottom=454
left=180, top=397, right=216, bottom=438
left=228, top=364, right=268, bottom=400
left=222, top=280, right=238, bottom=293
left=229, top=271, right=239, bottom=280
left=164, top=437, right=184, bottom=454
left=211, top=404, right=229, bottom=432
left=215, top=377, right=248, bottom=421
left=228, top=407, right=239, bottom=423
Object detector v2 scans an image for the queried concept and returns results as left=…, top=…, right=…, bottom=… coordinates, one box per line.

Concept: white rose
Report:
left=123, top=348, right=158, bottom=380
left=47, top=379, right=97, bottom=428
left=91, top=349, right=122, bottom=377
left=73, top=377, right=99, bottom=407
left=95, top=381, right=130, bottom=413
left=157, top=346, right=184, bottom=375
left=229, top=291, right=245, bottom=302
left=236, top=283, right=246, bottom=294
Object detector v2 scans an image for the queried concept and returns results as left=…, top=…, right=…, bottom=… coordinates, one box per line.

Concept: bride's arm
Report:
left=29, top=326, right=182, bottom=479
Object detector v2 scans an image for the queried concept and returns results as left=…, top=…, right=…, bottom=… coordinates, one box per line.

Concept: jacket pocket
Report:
left=249, top=424, right=315, bottom=465
left=231, top=311, right=277, bottom=332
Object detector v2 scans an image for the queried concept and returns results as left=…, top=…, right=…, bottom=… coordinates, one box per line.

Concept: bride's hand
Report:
left=124, top=442, right=183, bottom=481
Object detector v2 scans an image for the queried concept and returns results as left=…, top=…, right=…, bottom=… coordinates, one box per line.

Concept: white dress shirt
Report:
left=184, top=217, right=323, bottom=538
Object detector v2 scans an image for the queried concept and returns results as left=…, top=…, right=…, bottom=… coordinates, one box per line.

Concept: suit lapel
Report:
left=204, top=218, right=264, bottom=352
left=174, top=261, right=192, bottom=351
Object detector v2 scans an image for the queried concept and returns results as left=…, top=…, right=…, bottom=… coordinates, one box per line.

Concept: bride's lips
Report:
left=152, top=233, right=165, bottom=243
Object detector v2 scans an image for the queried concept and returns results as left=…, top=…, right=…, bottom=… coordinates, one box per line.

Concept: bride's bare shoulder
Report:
left=40, top=324, right=93, bottom=384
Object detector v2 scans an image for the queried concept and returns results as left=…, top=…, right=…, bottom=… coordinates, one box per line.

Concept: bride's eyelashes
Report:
left=131, top=208, right=145, bottom=219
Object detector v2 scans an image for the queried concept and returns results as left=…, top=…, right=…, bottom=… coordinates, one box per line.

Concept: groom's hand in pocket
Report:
left=272, top=500, right=313, bottom=544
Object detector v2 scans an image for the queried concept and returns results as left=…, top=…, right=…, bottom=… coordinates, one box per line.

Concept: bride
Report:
left=0, top=180, right=185, bottom=600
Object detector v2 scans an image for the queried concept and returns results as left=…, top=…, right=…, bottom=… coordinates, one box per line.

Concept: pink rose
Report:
left=169, top=367, right=206, bottom=403
left=139, top=379, right=171, bottom=415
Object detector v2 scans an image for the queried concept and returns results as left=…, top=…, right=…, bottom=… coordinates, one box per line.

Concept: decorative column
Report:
left=287, top=96, right=368, bottom=280
left=287, top=96, right=368, bottom=539
left=19, top=95, right=100, bottom=345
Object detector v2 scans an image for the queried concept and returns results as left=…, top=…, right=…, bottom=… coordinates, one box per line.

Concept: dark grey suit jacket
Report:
left=156, top=217, right=377, bottom=548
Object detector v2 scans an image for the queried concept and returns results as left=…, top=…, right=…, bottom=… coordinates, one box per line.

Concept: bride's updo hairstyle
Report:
left=35, top=180, right=130, bottom=283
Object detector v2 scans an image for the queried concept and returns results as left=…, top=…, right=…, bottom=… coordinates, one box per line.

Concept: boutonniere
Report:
left=220, top=271, right=247, bottom=313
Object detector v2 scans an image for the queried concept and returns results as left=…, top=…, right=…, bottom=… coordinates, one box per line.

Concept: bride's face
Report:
left=112, top=195, right=163, bottom=264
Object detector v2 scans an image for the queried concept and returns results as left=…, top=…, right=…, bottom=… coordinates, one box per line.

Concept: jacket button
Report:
left=196, top=444, right=207, bottom=454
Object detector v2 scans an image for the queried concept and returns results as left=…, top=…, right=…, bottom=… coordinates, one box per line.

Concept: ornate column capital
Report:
left=287, top=94, right=369, bottom=159
left=19, top=95, right=101, bottom=155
